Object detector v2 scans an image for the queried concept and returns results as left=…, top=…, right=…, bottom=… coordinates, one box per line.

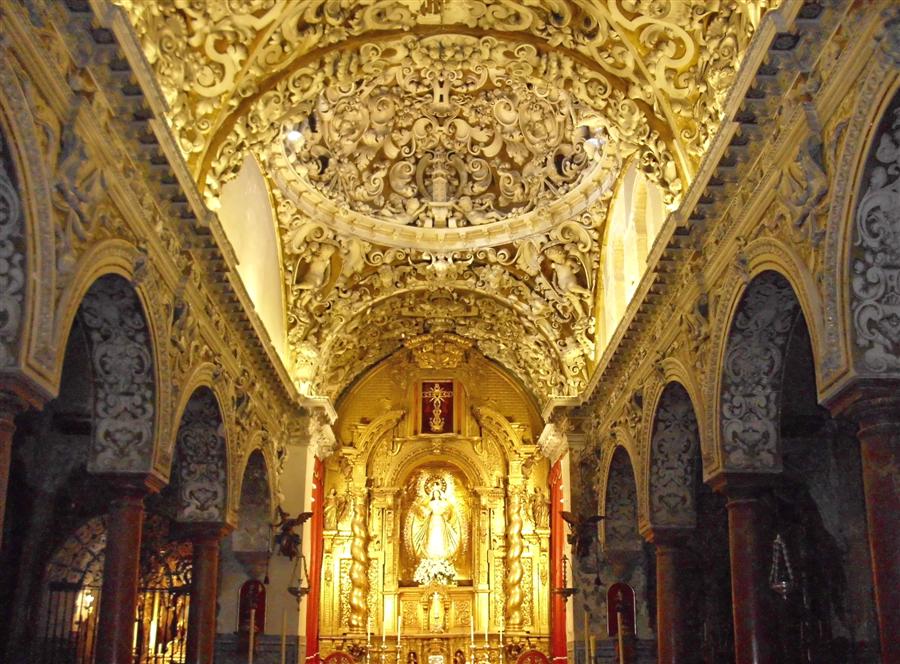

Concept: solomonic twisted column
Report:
left=348, top=491, right=370, bottom=631
left=504, top=486, right=524, bottom=628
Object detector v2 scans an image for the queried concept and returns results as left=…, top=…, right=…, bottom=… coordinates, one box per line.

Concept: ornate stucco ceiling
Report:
left=116, top=0, right=776, bottom=405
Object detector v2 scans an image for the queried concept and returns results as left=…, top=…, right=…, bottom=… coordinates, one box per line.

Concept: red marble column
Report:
left=648, top=530, right=691, bottom=664
left=95, top=480, right=158, bottom=664
left=831, top=388, right=900, bottom=662
left=185, top=525, right=229, bottom=664
left=712, top=476, right=775, bottom=664
left=305, top=457, right=325, bottom=664
left=0, top=380, right=45, bottom=549
left=549, top=460, right=567, bottom=664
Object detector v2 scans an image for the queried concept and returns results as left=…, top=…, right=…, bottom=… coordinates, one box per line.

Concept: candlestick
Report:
left=280, top=610, right=287, bottom=664
left=582, top=612, right=589, bottom=664
left=248, top=608, right=256, bottom=664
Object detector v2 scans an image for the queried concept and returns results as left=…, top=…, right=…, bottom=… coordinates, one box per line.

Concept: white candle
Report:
left=616, top=610, right=625, bottom=664
left=397, top=612, right=402, bottom=645
left=248, top=608, right=256, bottom=664
left=280, top=610, right=287, bottom=664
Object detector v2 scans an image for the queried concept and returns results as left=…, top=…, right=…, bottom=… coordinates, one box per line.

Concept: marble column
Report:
left=647, top=529, right=691, bottom=664
left=711, top=475, right=775, bottom=664
left=832, top=388, right=900, bottom=663
left=185, top=525, right=229, bottom=664
left=95, top=478, right=160, bottom=664
left=0, top=380, right=44, bottom=549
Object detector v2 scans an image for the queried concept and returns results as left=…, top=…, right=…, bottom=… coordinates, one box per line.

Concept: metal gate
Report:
left=33, top=582, right=101, bottom=664
left=133, top=586, right=190, bottom=663
left=33, top=583, right=190, bottom=664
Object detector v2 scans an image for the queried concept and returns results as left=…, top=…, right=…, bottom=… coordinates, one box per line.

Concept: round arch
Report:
left=53, top=240, right=173, bottom=476
left=709, top=269, right=809, bottom=475
left=641, top=381, right=701, bottom=532
left=600, top=446, right=641, bottom=554
left=0, top=53, right=57, bottom=390
left=233, top=449, right=275, bottom=553
left=169, top=386, right=230, bottom=525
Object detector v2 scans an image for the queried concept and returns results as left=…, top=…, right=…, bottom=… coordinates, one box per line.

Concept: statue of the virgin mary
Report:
left=406, top=474, right=462, bottom=584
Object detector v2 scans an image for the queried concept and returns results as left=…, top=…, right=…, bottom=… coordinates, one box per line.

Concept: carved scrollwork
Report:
left=852, top=89, right=900, bottom=373
left=173, top=387, right=228, bottom=522
left=79, top=274, right=156, bottom=473
left=0, top=135, right=25, bottom=368
left=719, top=272, right=800, bottom=471
left=602, top=447, right=640, bottom=553
left=648, top=383, right=699, bottom=529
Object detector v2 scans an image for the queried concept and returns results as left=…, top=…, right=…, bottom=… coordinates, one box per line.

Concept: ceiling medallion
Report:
left=406, top=333, right=473, bottom=370
left=281, top=36, right=605, bottom=231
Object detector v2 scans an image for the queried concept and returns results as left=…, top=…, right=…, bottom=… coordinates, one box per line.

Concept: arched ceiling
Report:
left=116, top=0, right=776, bottom=405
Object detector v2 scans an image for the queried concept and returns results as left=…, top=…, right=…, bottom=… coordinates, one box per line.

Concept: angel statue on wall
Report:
left=405, top=474, right=463, bottom=585
left=273, top=506, right=312, bottom=560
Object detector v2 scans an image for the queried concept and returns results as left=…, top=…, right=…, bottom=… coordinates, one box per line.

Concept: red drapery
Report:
left=549, top=460, right=567, bottom=663
left=305, top=457, right=325, bottom=664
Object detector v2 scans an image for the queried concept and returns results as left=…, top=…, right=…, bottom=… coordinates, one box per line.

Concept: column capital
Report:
left=643, top=527, right=693, bottom=548
left=175, top=521, right=234, bottom=543
left=707, top=471, right=777, bottom=501
left=0, top=375, right=46, bottom=420
left=827, top=380, right=900, bottom=434
left=96, top=472, right=166, bottom=498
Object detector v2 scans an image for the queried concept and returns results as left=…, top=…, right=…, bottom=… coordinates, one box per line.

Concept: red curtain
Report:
left=305, top=457, right=325, bottom=664
left=549, top=460, right=567, bottom=663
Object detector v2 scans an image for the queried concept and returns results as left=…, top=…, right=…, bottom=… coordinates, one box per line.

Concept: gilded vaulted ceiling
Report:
left=116, top=0, right=776, bottom=404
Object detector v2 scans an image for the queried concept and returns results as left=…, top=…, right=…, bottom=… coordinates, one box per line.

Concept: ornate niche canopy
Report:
left=116, top=0, right=778, bottom=407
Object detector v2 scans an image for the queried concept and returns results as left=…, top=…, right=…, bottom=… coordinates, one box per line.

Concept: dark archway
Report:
left=602, top=446, right=654, bottom=658
left=646, top=382, right=733, bottom=662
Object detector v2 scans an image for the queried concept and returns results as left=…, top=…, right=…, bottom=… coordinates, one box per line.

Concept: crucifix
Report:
left=424, top=382, right=452, bottom=432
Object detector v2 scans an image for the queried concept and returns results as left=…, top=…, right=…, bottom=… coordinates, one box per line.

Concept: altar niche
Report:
left=401, top=465, right=471, bottom=586
left=318, top=347, right=551, bottom=664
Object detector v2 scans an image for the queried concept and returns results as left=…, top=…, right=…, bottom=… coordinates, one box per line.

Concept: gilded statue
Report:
left=324, top=488, right=349, bottom=530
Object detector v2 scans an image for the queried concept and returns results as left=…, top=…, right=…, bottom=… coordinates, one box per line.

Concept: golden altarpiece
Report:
left=319, top=335, right=551, bottom=664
